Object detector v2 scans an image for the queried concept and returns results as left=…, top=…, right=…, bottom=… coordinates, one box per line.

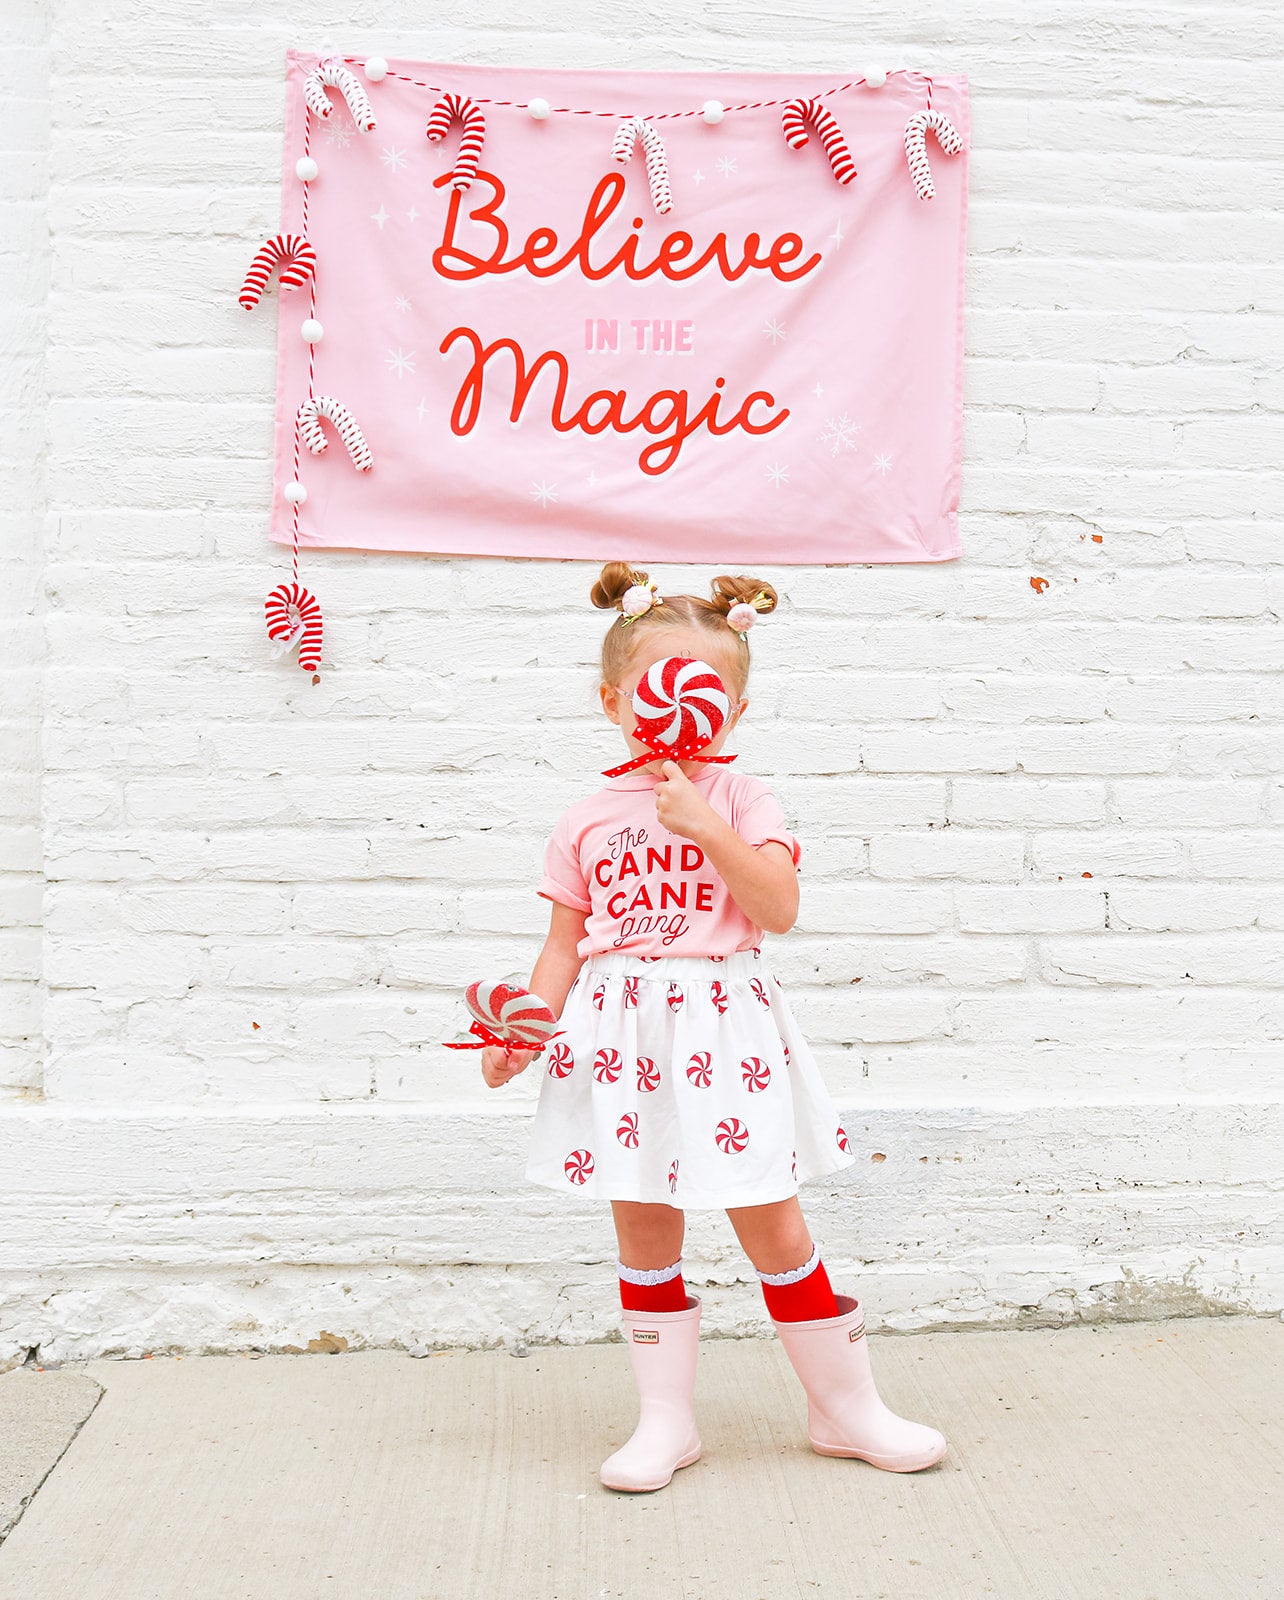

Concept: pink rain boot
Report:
left=599, top=1294, right=702, bottom=1492
left=772, top=1293, right=946, bottom=1472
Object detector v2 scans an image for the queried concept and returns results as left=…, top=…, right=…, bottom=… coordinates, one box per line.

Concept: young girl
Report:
left=481, top=562, right=946, bottom=1492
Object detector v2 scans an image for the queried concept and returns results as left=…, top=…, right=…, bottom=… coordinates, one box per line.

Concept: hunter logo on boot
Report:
left=849, top=1327, right=866, bottom=1342
left=632, top=1329, right=659, bottom=1344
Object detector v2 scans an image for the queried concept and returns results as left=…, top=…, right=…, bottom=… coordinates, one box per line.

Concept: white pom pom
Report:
left=300, top=319, right=324, bottom=344
left=621, top=583, right=656, bottom=617
left=364, top=56, right=388, bottom=82
left=702, top=99, right=726, bottom=125
left=283, top=480, right=308, bottom=504
left=528, top=97, right=551, bottom=120
left=865, top=65, right=887, bottom=88
left=726, top=602, right=757, bottom=633
left=295, top=156, right=319, bottom=182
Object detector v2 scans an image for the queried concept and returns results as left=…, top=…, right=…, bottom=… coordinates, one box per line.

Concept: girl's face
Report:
left=599, top=626, right=748, bottom=775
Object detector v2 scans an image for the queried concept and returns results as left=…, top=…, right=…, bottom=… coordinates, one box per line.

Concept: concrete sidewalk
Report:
left=0, top=1316, right=1280, bottom=1600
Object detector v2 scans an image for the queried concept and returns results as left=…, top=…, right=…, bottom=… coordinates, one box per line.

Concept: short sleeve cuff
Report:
left=538, top=874, right=592, bottom=913
left=753, top=832, right=803, bottom=869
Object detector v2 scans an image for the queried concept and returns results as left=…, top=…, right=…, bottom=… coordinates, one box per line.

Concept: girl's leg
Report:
left=726, top=1197, right=838, bottom=1320
left=600, top=1200, right=702, bottom=1493
left=612, top=1200, right=687, bottom=1312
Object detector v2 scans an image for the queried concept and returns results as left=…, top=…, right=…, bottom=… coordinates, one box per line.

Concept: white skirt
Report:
left=525, top=948, right=856, bottom=1209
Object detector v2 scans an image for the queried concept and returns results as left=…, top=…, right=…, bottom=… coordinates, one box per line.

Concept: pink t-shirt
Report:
left=538, top=767, right=802, bottom=959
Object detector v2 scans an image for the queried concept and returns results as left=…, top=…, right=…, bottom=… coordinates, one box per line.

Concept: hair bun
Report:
left=710, top=574, right=778, bottom=617
left=591, top=561, right=651, bottom=611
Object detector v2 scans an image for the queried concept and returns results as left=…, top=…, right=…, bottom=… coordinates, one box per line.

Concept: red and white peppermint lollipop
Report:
left=634, top=656, right=729, bottom=753
left=443, top=979, right=561, bottom=1054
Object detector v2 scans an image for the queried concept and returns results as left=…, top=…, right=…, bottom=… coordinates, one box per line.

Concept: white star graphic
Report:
left=386, top=347, right=416, bottom=378
left=762, top=318, right=787, bottom=345
left=586, top=470, right=599, bottom=489
left=371, top=204, right=390, bottom=229
left=717, top=156, right=738, bottom=177
left=380, top=145, right=407, bottom=173
left=406, top=205, right=420, bottom=223
left=692, top=169, right=706, bottom=185
left=530, top=480, right=559, bottom=508
left=416, top=398, right=429, bottom=421
left=813, top=382, right=825, bottom=399
left=395, top=295, right=412, bottom=313
left=873, top=452, right=893, bottom=475
left=830, top=220, right=845, bottom=249
left=766, top=462, right=790, bottom=488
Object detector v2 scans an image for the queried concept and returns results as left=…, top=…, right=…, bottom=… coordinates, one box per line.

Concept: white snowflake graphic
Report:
left=406, top=204, right=421, bottom=224
left=371, top=205, right=390, bottom=229
left=380, top=145, right=408, bottom=173
left=717, top=156, right=738, bottom=177
left=762, top=318, right=787, bottom=345
left=386, top=347, right=416, bottom=378
left=766, top=462, right=790, bottom=488
left=873, top=452, right=894, bottom=475
left=394, top=295, right=412, bottom=313
left=530, top=480, right=559, bottom=508
left=323, top=122, right=353, bottom=149
left=820, top=414, right=861, bottom=455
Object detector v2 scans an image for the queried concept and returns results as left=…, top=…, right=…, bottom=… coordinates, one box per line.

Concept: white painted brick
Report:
left=1040, top=934, right=1284, bottom=988
left=869, top=830, right=1024, bottom=880
left=955, top=886, right=1107, bottom=934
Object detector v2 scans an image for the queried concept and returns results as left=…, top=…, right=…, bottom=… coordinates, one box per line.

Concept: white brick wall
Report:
left=1, top=0, right=1281, bottom=1360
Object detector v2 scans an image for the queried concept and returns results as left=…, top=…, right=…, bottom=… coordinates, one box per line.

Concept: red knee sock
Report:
left=758, top=1246, right=839, bottom=1322
left=617, top=1259, right=688, bottom=1313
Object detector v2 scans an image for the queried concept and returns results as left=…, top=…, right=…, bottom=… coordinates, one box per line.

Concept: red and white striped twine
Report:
left=612, top=117, right=673, bottom=214
left=296, top=395, right=373, bottom=472
left=426, top=92, right=487, bottom=191
left=303, top=60, right=376, bottom=132
left=780, top=97, right=857, bottom=185
left=239, top=234, right=316, bottom=309
left=903, top=108, right=963, bottom=199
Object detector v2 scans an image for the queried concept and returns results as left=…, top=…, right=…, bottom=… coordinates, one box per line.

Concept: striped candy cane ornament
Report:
left=264, top=582, right=324, bottom=672
left=780, top=98, right=857, bottom=185
left=238, top=234, right=317, bottom=310
left=903, top=108, right=964, bottom=199
left=296, top=396, right=374, bottom=472
left=611, top=117, right=673, bottom=214
left=303, top=60, right=376, bottom=133
left=426, top=93, right=487, bottom=191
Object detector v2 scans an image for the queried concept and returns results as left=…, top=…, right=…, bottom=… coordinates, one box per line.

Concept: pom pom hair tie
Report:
left=617, top=580, right=663, bottom=626
left=726, top=590, right=774, bottom=636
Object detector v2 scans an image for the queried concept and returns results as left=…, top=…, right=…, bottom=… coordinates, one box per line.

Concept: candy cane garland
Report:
left=239, top=234, right=317, bottom=310
left=265, top=582, right=324, bottom=672
left=296, top=396, right=373, bottom=473
left=426, top=93, right=487, bottom=191
left=611, top=117, right=673, bottom=215
left=903, top=108, right=964, bottom=199
left=303, top=60, right=376, bottom=133
left=780, top=97, right=857, bottom=185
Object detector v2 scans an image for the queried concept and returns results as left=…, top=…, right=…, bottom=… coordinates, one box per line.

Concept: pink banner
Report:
left=266, top=54, right=969, bottom=565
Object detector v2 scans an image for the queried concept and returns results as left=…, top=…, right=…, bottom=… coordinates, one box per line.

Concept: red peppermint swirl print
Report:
left=750, top=978, right=770, bottom=1008
left=837, top=1125, right=850, bottom=1153
left=715, top=1118, right=749, bottom=1154
left=686, top=1051, right=713, bottom=1088
left=791, top=1149, right=797, bottom=1180
left=623, top=976, right=639, bottom=1008
left=594, top=1048, right=623, bottom=1084
left=668, top=1159, right=680, bottom=1194
left=637, top=1057, right=660, bottom=1092
left=546, top=1043, right=574, bottom=1078
left=667, top=983, right=684, bottom=1012
left=616, top=1113, right=639, bottom=1149
left=565, top=1148, right=594, bottom=1184
left=632, top=655, right=729, bottom=752
left=742, top=1056, right=771, bottom=1092
left=710, top=981, right=729, bottom=1015
left=783, top=1041, right=791, bottom=1065
left=592, top=982, right=606, bottom=1011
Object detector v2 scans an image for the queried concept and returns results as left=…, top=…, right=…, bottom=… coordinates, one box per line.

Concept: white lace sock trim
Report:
left=756, top=1242, right=820, bottom=1286
left=616, top=1257, right=684, bottom=1286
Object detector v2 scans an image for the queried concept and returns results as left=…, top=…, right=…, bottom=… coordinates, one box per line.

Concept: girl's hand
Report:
left=654, top=760, right=718, bottom=843
left=481, top=1044, right=537, bottom=1088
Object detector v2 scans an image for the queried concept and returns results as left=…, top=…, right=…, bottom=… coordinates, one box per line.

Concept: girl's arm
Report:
left=481, top=900, right=588, bottom=1088
left=653, top=761, right=799, bottom=934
